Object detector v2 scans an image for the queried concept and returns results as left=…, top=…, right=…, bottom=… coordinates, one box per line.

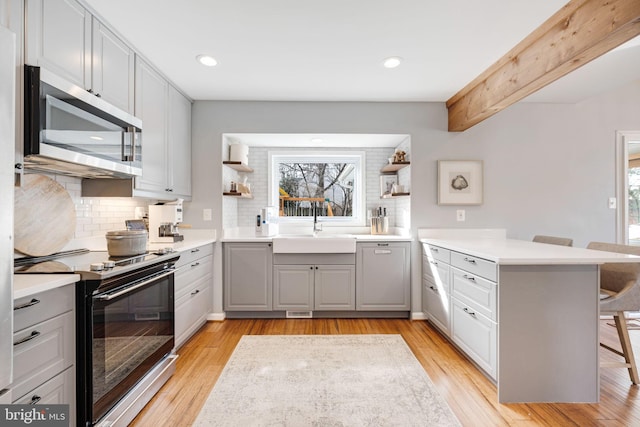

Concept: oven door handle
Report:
left=96, top=269, right=175, bottom=301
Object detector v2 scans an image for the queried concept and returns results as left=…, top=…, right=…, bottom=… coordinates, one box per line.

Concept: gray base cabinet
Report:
left=174, top=243, right=213, bottom=349
left=356, top=242, right=410, bottom=310
left=422, top=244, right=451, bottom=335
left=224, top=243, right=273, bottom=311
left=273, top=264, right=356, bottom=311
left=12, top=284, right=76, bottom=426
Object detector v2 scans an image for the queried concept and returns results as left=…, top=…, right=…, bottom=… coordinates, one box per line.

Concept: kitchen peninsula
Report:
left=419, top=228, right=640, bottom=404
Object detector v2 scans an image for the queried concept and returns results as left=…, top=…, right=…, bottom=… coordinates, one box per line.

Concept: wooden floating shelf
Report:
left=223, top=192, right=253, bottom=198
left=381, top=192, right=410, bottom=199
left=380, top=162, right=410, bottom=173
left=223, top=161, right=253, bottom=173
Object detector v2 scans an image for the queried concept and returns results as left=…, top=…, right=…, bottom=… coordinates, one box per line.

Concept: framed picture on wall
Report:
left=380, top=175, right=397, bottom=198
left=437, top=160, right=483, bottom=205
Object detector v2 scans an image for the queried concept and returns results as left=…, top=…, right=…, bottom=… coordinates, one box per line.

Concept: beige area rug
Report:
left=193, top=335, right=461, bottom=427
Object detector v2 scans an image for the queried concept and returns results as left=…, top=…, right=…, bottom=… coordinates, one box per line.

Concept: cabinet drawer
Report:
left=451, top=298, right=496, bottom=379
left=423, top=278, right=450, bottom=336
left=422, top=244, right=450, bottom=264
left=14, top=285, right=74, bottom=333
left=12, top=310, right=75, bottom=401
left=451, top=251, right=496, bottom=281
left=451, top=267, right=496, bottom=321
left=13, top=367, right=75, bottom=426
left=175, top=281, right=210, bottom=348
left=422, top=256, right=450, bottom=287
left=175, top=243, right=214, bottom=268
left=175, top=255, right=213, bottom=299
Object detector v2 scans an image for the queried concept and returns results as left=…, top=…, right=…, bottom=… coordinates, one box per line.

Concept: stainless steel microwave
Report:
left=23, top=65, right=142, bottom=178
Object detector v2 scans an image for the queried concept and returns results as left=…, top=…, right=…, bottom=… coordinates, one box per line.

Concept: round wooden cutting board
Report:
left=15, top=174, right=76, bottom=256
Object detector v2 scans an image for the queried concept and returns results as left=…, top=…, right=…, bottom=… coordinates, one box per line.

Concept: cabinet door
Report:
left=224, top=243, right=273, bottom=311
left=167, top=85, right=192, bottom=197
left=315, top=265, right=355, bottom=310
left=134, top=58, right=168, bottom=193
left=26, top=0, right=91, bottom=88
left=451, top=297, right=496, bottom=379
left=423, top=277, right=450, bottom=335
left=356, top=242, right=410, bottom=310
left=91, top=18, right=134, bottom=113
left=273, top=265, right=314, bottom=310
left=13, top=367, right=75, bottom=426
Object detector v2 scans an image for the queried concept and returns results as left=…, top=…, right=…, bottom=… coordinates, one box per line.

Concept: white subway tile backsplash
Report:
left=49, top=176, right=153, bottom=239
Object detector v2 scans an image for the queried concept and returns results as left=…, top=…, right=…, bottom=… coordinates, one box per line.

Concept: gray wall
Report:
left=188, top=80, right=640, bottom=316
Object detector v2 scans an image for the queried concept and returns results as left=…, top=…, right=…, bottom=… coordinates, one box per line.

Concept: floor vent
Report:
left=286, top=310, right=313, bottom=319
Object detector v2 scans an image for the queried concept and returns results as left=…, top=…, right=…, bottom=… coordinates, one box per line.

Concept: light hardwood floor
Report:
left=130, top=318, right=640, bottom=426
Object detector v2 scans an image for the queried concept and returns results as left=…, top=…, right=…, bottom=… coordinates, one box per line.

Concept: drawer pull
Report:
left=463, top=274, right=476, bottom=282
left=191, top=248, right=200, bottom=253
left=431, top=248, right=439, bottom=253
left=429, top=285, right=438, bottom=293
left=377, top=243, right=389, bottom=247
left=14, top=298, right=40, bottom=311
left=374, top=249, right=391, bottom=254
left=463, top=257, right=477, bottom=264
left=429, top=260, right=438, bottom=266
left=463, top=307, right=476, bottom=317
left=14, top=330, right=41, bottom=346
left=191, top=289, right=200, bottom=296
left=191, top=262, right=200, bottom=267
left=29, top=395, right=42, bottom=405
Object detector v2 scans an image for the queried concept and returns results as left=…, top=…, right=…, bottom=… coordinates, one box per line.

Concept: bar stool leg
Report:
left=614, top=312, right=640, bottom=384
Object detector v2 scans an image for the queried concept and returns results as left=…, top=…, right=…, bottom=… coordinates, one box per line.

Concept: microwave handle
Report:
left=122, top=127, right=137, bottom=162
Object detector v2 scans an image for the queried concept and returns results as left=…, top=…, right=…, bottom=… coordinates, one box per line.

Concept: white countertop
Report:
left=420, top=237, right=640, bottom=265
left=14, top=274, right=80, bottom=300
left=222, top=232, right=412, bottom=243
left=14, top=229, right=218, bottom=300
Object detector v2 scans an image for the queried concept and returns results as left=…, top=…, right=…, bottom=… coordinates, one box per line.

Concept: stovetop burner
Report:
left=14, top=247, right=178, bottom=279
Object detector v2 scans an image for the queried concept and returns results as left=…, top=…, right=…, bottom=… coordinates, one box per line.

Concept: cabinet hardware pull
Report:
left=310, top=266, right=313, bottom=270
left=191, top=262, right=200, bottom=267
left=377, top=243, right=389, bottom=247
left=463, top=274, right=476, bottom=282
left=29, top=395, right=41, bottom=405
left=191, top=248, right=200, bottom=253
left=430, top=260, right=438, bottom=266
left=191, top=289, right=200, bottom=296
left=431, top=248, right=439, bottom=253
left=14, top=330, right=41, bottom=346
left=463, top=257, right=476, bottom=264
left=463, top=307, right=476, bottom=317
left=315, top=266, right=318, bottom=269
left=429, top=285, right=438, bottom=293
left=95, top=93, right=101, bottom=98
left=14, top=298, right=40, bottom=311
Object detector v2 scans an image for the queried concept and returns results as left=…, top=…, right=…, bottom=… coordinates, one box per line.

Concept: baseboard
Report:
left=207, top=312, right=226, bottom=322
left=410, top=312, right=427, bottom=321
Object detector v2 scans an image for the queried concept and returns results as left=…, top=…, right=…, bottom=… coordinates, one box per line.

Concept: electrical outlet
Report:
left=608, top=197, right=617, bottom=209
left=456, top=210, right=465, bottom=221
left=203, top=208, right=212, bottom=221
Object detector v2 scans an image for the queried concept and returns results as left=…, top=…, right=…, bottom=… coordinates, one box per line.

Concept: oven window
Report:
left=92, top=274, right=174, bottom=422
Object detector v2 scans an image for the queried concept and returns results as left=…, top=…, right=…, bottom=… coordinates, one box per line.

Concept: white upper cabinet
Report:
left=167, top=84, right=192, bottom=197
left=134, top=57, right=169, bottom=195
left=135, top=57, right=192, bottom=199
left=26, top=0, right=134, bottom=113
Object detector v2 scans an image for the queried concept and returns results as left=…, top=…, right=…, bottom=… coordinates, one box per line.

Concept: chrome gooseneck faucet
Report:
left=313, top=202, right=323, bottom=234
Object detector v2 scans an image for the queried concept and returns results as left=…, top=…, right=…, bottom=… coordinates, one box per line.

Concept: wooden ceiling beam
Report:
left=446, top=0, right=640, bottom=132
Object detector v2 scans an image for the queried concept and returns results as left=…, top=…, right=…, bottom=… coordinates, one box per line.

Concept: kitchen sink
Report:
left=272, top=234, right=357, bottom=253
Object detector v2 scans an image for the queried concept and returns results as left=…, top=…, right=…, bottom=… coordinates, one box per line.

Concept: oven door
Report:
left=91, top=269, right=174, bottom=424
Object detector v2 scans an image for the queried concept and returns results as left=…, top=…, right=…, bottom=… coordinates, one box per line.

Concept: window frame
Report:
left=268, top=150, right=366, bottom=226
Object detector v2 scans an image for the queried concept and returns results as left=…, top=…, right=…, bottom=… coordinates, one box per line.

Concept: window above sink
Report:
left=268, top=151, right=366, bottom=226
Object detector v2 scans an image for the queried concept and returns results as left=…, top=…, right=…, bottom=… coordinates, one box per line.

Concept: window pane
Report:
left=278, top=162, right=354, bottom=217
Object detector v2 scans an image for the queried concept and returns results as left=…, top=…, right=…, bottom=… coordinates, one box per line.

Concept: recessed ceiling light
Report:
left=196, top=54, right=218, bottom=67
left=383, top=56, right=402, bottom=69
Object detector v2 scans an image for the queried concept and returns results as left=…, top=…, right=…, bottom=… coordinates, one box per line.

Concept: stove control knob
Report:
left=103, top=261, right=116, bottom=269
left=90, top=263, right=105, bottom=271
